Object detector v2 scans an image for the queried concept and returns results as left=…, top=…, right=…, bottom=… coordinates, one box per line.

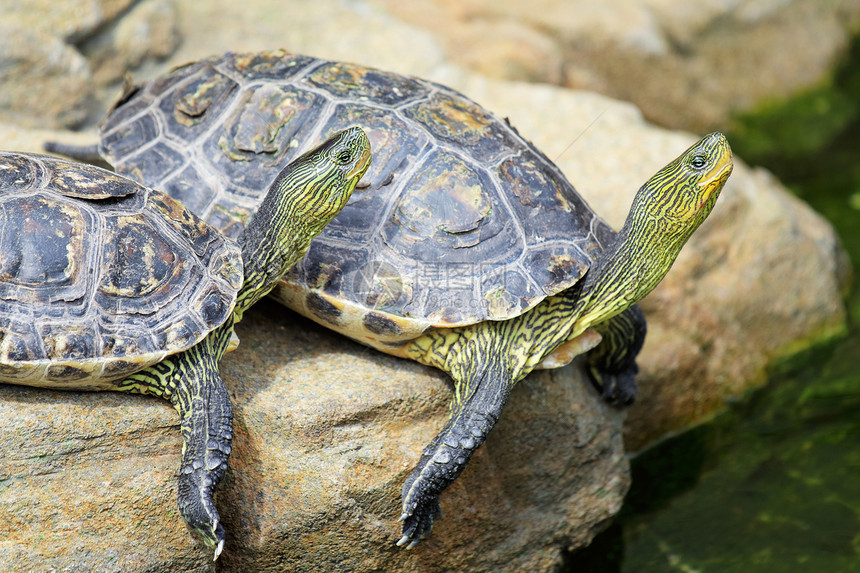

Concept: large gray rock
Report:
left=0, top=299, right=628, bottom=572
left=216, top=303, right=628, bottom=572
left=79, top=0, right=180, bottom=86
left=0, top=386, right=203, bottom=571
left=2, top=0, right=136, bottom=43
left=0, top=24, right=94, bottom=129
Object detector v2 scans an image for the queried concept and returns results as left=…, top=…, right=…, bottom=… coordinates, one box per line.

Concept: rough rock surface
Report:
left=0, top=23, right=94, bottom=129
left=0, top=0, right=852, bottom=570
left=218, top=304, right=628, bottom=572
left=0, top=301, right=629, bottom=572
left=78, top=0, right=180, bottom=86
left=4, top=0, right=136, bottom=42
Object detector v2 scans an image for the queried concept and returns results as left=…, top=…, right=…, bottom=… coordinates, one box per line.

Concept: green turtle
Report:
left=1, top=126, right=371, bottom=556
left=46, top=50, right=732, bottom=547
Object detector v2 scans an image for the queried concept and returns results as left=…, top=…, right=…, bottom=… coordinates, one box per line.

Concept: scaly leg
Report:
left=119, top=322, right=234, bottom=558
left=398, top=294, right=584, bottom=547
left=585, top=304, right=646, bottom=406
left=398, top=360, right=513, bottom=547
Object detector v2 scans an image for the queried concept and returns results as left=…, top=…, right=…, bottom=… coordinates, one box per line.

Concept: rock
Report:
left=371, top=0, right=860, bottom=132
left=0, top=299, right=628, bottom=572
left=0, top=0, right=179, bottom=129
left=0, top=385, right=210, bottom=572
left=2, top=0, right=136, bottom=44
left=0, top=24, right=94, bottom=129
left=166, top=0, right=448, bottom=81
left=80, top=0, right=181, bottom=86
left=217, top=303, right=628, bottom=572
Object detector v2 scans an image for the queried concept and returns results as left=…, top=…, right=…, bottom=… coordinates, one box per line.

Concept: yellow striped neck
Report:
left=573, top=132, right=732, bottom=333
left=234, top=127, right=371, bottom=320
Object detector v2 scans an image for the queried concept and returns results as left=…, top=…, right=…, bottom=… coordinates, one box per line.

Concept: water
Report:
left=565, top=37, right=860, bottom=572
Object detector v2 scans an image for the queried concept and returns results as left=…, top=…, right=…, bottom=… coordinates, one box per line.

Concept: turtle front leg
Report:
left=398, top=297, right=580, bottom=547
left=585, top=304, right=647, bottom=406
left=119, top=322, right=235, bottom=559
left=398, top=359, right=514, bottom=548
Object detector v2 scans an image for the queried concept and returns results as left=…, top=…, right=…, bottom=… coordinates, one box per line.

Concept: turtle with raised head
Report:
left=2, top=126, right=370, bottom=556
left=46, top=50, right=732, bottom=547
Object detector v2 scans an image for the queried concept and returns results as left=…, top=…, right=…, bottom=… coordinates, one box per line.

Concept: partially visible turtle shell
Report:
left=98, top=50, right=615, bottom=345
left=0, top=152, right=243, bottom=388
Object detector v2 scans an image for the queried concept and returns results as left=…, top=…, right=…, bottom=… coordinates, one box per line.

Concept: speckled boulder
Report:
left=0, top=300, right=628, bottom=572
left=370, top=0, right=860, bottom=131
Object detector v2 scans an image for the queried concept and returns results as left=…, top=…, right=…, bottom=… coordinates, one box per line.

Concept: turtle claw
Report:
left=214, top=539, right=225, bottom=561
left=600, top=375, right=636, bottom=406
left=396, top=535, right=420, bottom=549
left=395, top=535, right=422, bottom=550
left=397, top=492, right=442, bottom=548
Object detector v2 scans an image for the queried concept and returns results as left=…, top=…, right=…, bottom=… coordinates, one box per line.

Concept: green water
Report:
left=566, top=38, right=860, bottom=572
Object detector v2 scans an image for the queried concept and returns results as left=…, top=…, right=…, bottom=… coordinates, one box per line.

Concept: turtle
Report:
left=2, top=125, right=371, bottom=557
left=46, top=50, right=733, bottom=547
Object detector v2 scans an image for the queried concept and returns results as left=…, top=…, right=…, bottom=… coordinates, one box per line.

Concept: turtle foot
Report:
left=176, top=448, right=229, bottom=558
left=396, top=407, right=499, bottom=547
left=167, top=337, right=235, bottom=557
left=396, top=454, right=447, bottom=548
left=120, top=322, right=235, bottom=556
left=583, top=305, right=645, bottom=408
left=397, top=496, right=442, bottom=549
left=175, top=394, right=232, bottom=557
left=588, top=366, right=637, bottom=407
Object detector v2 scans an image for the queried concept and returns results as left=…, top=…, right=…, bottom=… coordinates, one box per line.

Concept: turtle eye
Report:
left=689, top=154, right=708, bottom=170
left=335, top=149, right=354, bottom=165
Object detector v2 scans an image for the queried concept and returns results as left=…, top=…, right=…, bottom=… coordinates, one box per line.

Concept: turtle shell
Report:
left=0, top=152, right=243, bottom=389
left=98, top=50, right=615, bottom=347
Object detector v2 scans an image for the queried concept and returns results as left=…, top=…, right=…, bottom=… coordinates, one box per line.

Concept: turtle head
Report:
left=235, top=126, right=371, bottom=317
left=629, top=131, right=732, bottom=246
left=573, top=132, right=732, bottom=331
left=276, top=125, right=372, bottom=236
